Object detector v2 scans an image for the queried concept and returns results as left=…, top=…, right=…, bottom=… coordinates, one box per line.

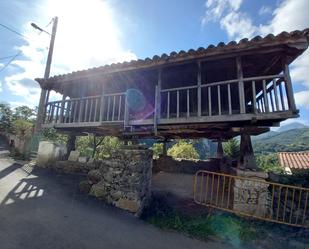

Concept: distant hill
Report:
left=253, top=128, right=309, bottom=154
left=276, top=122, right=307, bottom=132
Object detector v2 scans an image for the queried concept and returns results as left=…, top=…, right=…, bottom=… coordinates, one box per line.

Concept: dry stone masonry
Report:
left=80, top=145, right=153, bottom=216
left=231, top=168, right=272, bottom=218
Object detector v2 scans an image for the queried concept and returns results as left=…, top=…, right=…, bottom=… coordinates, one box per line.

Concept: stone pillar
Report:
left=216, top=140, right=223, bottom=159
left=238, top=133, right=257, bottom=170
left=87, top=145, right=153, bottom=216
left=231, top=168, right=272, bottom=218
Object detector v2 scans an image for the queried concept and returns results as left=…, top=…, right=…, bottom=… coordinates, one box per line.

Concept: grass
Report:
left=142, top=194, right=309, bottom=248
left=141, top=195, right=261, bottom=247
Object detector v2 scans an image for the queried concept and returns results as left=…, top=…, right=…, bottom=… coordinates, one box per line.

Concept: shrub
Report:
left=167, top=140, right=199, bottom=160
left=223, top=138, right=240, bottom=159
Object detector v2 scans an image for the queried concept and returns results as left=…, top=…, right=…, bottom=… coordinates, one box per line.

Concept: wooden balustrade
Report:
left=44, top=74, right=293, bottom=127
left=44, top=92, right=126, bottom=124
left=160, top=74, right=289, bottom=119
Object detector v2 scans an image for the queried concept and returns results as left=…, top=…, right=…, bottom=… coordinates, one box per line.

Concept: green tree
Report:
left=0, top=103, right=13, bottom=132
left=223, top=138, right=240, bottom=159
left=13, top=106, right=36, bottom=122
left=76, top=135, right=121, bottom=159
left=12, top=119, right=33, bottom=138
left=256, top=154, right=283, bottom=173
left=167, top=140, right=199, bottom=160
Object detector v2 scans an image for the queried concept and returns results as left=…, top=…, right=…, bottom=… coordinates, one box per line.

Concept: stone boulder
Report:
left=88, top=169, right=103, bottom=184
left=89, top=181, right=108, bottom=199
left=68, top=151, right=80, bottom=162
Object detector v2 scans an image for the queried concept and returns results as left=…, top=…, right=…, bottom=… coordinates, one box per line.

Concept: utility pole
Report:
left=34, top=16, right=58, bottom=132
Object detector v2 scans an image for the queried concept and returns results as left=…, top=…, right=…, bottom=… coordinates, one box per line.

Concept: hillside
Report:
left=253, top=128, right=309, bottom=154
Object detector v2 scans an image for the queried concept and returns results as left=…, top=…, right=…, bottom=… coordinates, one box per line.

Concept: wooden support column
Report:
left=216, top=140, right=224, bottom=159
left=197, top=61, right=202, bottom=117
left=66, top=134, right=76, bottom=159
left=236, top=57, right=246, bottom=114
left=162, top=140, right=167, bottom=157
left=157, top=68, right=162, bottom=119
left=124, top=92, right=130, bottom=128
left=283, top=62, right=297, bottom=113
left=238, top=132, right=257, bottom=170
left=154, top=68, right=162, bottom=135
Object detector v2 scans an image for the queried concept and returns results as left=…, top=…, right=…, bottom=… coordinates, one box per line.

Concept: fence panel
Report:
left=194, top=170, right=309, bottom=228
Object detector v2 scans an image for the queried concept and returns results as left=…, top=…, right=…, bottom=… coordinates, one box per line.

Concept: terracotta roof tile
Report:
left=278, top=152, right=309, bottom=170
left=35, top=28, right=309, bottom=85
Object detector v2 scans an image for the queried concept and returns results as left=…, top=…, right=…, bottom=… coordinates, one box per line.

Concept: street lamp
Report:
left=33, top=17, right=58, bottom=132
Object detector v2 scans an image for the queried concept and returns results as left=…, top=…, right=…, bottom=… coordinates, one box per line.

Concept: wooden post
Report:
left=197, top=61, right=202, bottom=117
left=124, top=92, right=129, bottom=128
left=238, top=132, right=257, bottom=170
left=228, top=84, right=232, bottom=115
left=154, top=85, right=159, bottom=135
left=157, top=68, right=162, bottom=119
left=162, top=140, right=167, bottom=157
left=252, top=81, right=257, bottom=114
left=273, top=79, right=279, bottom=112
left=216, top=140, right=223, bottom=159
left=283, top=62, right=297, bottom=112
left=236, top=57, right=246, bottom=114
left=66, top=134, right=76, bottom=159
left=99, top=91, right=105, bottom=122
left=262, top=80, right=269, bottom=113
left=59, top=93, right=66, bottom=123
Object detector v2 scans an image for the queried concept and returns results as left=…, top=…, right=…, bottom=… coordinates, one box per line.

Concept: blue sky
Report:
left=0, top=0, right=309, bottom=126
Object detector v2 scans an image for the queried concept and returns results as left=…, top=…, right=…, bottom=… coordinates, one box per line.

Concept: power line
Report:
left=0, top=23, right=27, bottom=39
left=0, top=51, right=22, bottom=73
left=0, top=54, right=18, bottom=60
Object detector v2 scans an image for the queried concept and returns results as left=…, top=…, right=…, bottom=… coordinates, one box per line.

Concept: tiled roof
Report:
left=36, top=28, right=309, bottom=84
left=278, top=152, right=309, bottom=170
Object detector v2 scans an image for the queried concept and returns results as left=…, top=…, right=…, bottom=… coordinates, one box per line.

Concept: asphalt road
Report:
left=0, top=138, right=230, bottom=249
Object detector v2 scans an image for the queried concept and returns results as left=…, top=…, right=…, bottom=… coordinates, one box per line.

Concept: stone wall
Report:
left=79, top=146, right=153, bottom=216
left=153, top=156, right=220, bottom=174
left=0, top=132, right=27, bottom=154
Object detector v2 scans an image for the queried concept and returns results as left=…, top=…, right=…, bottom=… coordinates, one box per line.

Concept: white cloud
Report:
left=220, top=11, right=257, bottom=40
left=258, top=6, right=272, bottom=16
left=294, top=91, right=309, bottom=109
left=4, top=0, right=137, bottom=106
left=202, top=0, right=309, bottom=113
left=202, top=0, right=242, bottom=26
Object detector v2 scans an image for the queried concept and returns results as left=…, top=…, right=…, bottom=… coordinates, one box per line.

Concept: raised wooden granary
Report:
left=36, top=29, right=309, bottom=143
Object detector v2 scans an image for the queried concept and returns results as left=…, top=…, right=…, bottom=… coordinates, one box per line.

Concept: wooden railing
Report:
left=44, top=92, right=126, bottom=124
left=160, top=74, right=292, bottom=119
left=44, top=74, right=295, bottom=127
